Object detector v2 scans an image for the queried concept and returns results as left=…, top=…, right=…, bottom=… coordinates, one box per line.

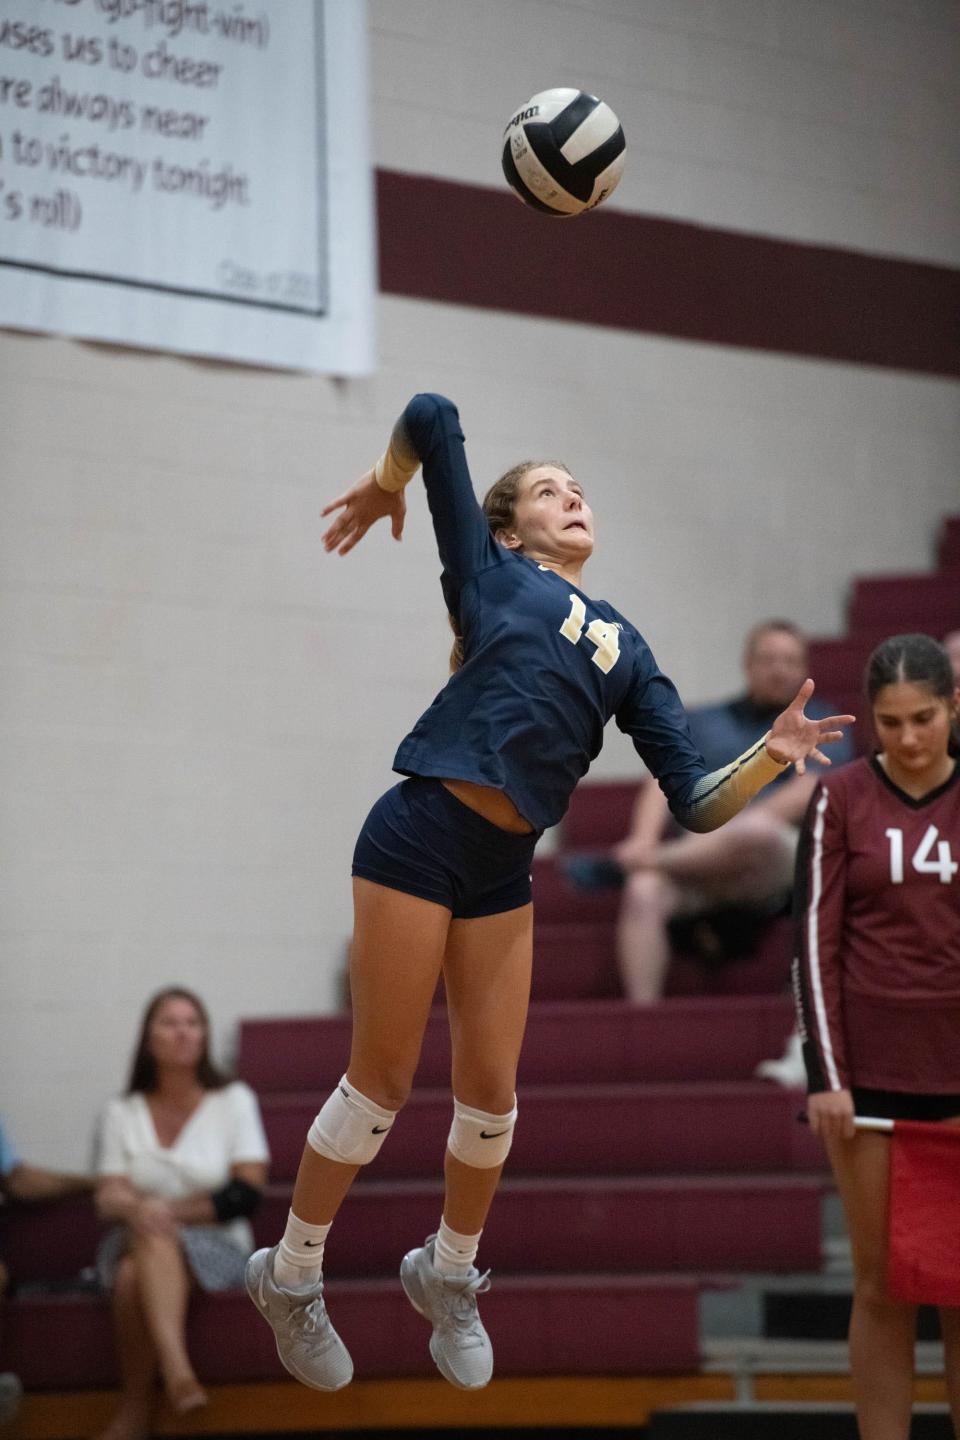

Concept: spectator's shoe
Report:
left=0, top=1372, right=22, bottom=1424
left=245, top=1246, right=353, bottom=1391
left=561, top=854, right=626, bottom=891
left=755, top=1029, right=806, bottom=1088
left=400, top=1235, right=493, bottom=1389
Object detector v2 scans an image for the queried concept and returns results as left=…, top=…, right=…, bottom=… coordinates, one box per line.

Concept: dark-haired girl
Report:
left=246, top=393, right=851, bottom=1392
left=94, top=988, right=269, bottom=1437
left=795, top=633, right=960, bottom=1440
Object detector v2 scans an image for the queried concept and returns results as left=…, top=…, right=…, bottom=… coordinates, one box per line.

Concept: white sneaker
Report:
left=400, top=1235, right=493, bottom=1389
left=245, top=1246, right=353, bottom=1391
left=755, top=1029, right=806, bottom=1088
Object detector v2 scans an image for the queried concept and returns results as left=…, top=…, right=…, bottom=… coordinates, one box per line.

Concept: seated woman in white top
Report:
left=94, top=986, right=269, bottom=1438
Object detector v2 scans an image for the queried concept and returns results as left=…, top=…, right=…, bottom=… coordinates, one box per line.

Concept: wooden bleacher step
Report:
left=5, top=1274, right=704, bottom=1390
left=254, top=1172, right=826, bottom=1276
left=238, top=994, right=796, bottom=1091
left=260, top=1081, right=824, bottom=1181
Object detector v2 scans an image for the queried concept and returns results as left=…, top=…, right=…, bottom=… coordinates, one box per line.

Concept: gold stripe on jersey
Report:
left=675, top=733, right=789, bottom=832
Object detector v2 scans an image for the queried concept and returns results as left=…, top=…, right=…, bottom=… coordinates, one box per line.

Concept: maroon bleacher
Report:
left=939, top=517, right=960, bottom=572
left=847, top=574, right=960, bottom=634
left=807, top=513, right=960, bottom=760
left=806, top=634, right=885, bottom=693
left=249, top=1173, right=825, bottom=1279
left=5, top=1274, right=702, bottom=1389
left=558, top=780, right=638, bottom=850
left=530, top=921, right=620, bottom=999
left=258, top=1081, right=821, bottom=1184
left=530, top=855, right=621, bottom=925
left=237, top=994, right=796, bottom=1092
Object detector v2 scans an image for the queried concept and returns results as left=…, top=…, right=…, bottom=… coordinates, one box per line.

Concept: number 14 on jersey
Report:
left=560, top=594, right=621, bottom=674
left=886, top=825, right=958, bottom=884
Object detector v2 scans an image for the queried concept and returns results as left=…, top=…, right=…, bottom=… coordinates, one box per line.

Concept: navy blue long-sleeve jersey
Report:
left=391, top=394, right=784, bottom=833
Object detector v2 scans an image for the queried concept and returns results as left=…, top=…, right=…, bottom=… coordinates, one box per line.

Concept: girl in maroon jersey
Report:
left=794, top=633, right=960, bottom=1440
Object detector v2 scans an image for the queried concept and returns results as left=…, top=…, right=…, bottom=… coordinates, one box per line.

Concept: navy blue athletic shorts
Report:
left=352, top=777, right=539, bottom=919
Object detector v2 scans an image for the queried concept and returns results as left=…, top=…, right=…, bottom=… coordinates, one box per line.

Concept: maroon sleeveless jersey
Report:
left=793, top=756, right=960, bottom=1094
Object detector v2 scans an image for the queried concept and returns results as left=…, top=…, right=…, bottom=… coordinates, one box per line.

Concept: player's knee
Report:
left=307, top=1074, right=398, bottom=1166
left=447, top=1095, right=517, bottom=1169
left=349, top=1054, right=420, bottom=1113
left=452, top=1063, right=517, bottom=1118
left=375, top=1067, right=417, bottom=1113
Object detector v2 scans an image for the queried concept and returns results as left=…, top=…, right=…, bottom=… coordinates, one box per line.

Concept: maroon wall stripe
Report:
left=377, top=170, right=960, bottom=379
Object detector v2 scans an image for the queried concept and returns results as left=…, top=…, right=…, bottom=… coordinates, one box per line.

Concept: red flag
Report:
left=888, top=1119, right=960, bottom=1307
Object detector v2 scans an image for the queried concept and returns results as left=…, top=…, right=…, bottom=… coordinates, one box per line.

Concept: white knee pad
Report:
left=307, top=1075, right=396, bottom=1166
left=447, top=1096, right=517, bottom=1169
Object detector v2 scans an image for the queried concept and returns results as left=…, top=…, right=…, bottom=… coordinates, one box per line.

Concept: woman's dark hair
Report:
left=866, top=633, right=959, bottom=755
left=127, top=986, right=228, bottom=1094
left=448, top=459, right=572, bottom=672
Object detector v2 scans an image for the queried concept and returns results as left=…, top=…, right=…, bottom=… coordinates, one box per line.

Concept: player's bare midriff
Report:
left=440, top=779, right=535, bottom=835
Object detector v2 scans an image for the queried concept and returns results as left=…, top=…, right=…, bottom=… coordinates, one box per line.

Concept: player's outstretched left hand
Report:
left=321, top=470, right=406, bottom=555
left=765, top=679, right=855, bottom=776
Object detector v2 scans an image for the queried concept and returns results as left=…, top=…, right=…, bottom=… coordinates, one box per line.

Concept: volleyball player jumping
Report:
left=246, top=393, right=852, bottom=1391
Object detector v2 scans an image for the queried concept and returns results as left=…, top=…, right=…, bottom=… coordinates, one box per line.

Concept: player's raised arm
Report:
left=673, top=681, right=854, bottom=831
left=619, top=655, right=854, bottom=834
left=321, top=395, right=497, bottom=587
left=321, top=468, right=406, bottom=556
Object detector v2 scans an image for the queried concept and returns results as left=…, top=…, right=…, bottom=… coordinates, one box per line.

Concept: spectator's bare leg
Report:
left=96, top=1255, right=156, bottom=1440
left=616, top=871, right=678, bottom=1003
left=130, top=1233, right=205, bottom=1412
left=642, top=813, right=794, bottom=904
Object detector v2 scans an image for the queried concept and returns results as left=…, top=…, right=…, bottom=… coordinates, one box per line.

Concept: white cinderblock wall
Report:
left=2, top=0, right=959, bottom=1165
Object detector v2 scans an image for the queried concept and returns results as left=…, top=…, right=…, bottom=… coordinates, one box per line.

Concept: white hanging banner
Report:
left=0, top=0, right=374, bottom=372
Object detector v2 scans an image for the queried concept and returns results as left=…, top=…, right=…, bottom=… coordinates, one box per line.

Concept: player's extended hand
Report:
left=807, top=1088, right=856, bottom=1142
left=765, top=679, right=855, bottom=776
left=320, top=470, right=406, bottom=555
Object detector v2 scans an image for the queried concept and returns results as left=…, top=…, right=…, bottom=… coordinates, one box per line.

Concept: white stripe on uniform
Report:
left=807, top=787, right=842, bottom=1091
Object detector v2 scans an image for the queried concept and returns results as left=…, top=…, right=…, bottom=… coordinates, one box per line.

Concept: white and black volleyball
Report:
left=502, top=89, right=625, bottom=217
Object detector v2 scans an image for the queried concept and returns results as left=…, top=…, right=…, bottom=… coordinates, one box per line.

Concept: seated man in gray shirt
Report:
left=609, top=620, right=853, bottom=1002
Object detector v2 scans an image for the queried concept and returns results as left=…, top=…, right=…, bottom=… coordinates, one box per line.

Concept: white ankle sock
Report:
left=433, top=1217, right=481, bottom=1278
left=274, top=1209, right=331, bottom=1290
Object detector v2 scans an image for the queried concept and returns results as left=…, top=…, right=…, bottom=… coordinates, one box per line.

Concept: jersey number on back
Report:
left=885, top=825, right=958, bottom=885
left=559, top=595, right=621, bottom=674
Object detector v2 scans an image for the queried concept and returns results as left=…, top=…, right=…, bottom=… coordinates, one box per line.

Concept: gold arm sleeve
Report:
left=373, top=418, right=421, bottom=493
left=675, top=732, right=790, bottom=833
